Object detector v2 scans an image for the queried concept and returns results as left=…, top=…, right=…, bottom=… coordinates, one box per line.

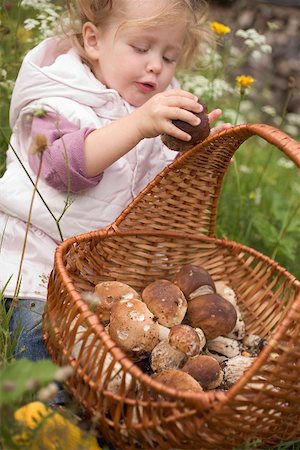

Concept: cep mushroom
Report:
left=187, top=292, right=237, bottom=340
left=182, top=355, right=223, bottom=390
left=109, top=298, right=160, bottom=360
left=173, top=264, right=216, bottom=299
left=92, top=281, right=141, bottom=323
left=215, top=281, right=246, bottom=340
left=153, top=369, right=203, bottom=392
left=150, top=340, right=186, bottom=373
left=161, top=100, right=210, bottom=152
left=168, top=324, right=204, bottom=357
left=142, top=279, right=187, bottom=327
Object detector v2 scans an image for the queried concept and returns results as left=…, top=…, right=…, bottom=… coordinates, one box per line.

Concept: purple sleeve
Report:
left=28, top=112, right=103, bottom=192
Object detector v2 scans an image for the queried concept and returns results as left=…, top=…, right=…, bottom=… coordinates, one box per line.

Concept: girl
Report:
left=1, top=0, right=229, bottom=362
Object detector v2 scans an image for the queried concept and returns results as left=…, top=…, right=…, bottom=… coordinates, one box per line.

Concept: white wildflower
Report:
left=286, top=113, right=300, bottom=126
left=37, top=382, right=59, bottom=401
left=254, top=187, right=262, bottom=206
left=261, top=106, right=277, bottom=117
left=283, top=124, right=299, bottom=137
left=24, top=18, right=40, bottom=31
left=277, top=158, right=295, bottom=169
left=236, top=28, right=272, bottom=53
left=239, top=165, right=252, bottom=174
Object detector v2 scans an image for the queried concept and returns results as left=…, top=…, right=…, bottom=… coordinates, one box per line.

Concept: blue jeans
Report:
left=5, top=298, right=67, bottom=404
left=6, top=299, right=49, bottom=361
left=6, top=298, right=49, bottom=360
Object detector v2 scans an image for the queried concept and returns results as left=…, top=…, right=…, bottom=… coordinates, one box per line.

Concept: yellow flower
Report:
left=235, top=75, right=255, bottom=89
left=210, top=21, right=231, bottom=35
left=14, top=401, right=101, bottom=450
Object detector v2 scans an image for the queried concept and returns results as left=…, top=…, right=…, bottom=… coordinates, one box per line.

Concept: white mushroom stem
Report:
left=158, top=324, right=170, bottom=341
left=215, top=281, right=238, bottom=307
left=223, top=355, right=256, bottom=386
left=194, top=327, right=206, bottom=351
left=206, top=336, right=241, bottom=358
left=225, top=305, right=246, bottom=340
left=189, top=285, right=215, bottom=299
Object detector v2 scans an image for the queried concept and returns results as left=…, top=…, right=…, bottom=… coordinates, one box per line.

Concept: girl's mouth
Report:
left=135, top=82, right=156, bottom=93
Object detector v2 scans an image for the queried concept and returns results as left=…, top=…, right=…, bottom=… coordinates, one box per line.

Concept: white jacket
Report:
left=0, top=37, right=177, bottom=300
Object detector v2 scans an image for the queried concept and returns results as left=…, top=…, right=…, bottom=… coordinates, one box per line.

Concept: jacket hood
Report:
left=9, top=37, right=124, bottom=128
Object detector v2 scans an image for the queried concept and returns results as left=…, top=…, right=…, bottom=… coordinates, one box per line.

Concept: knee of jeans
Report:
left=9, top=300, right=46, bottom=334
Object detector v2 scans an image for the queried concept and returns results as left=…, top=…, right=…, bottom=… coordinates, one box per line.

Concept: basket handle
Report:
left=112, top=124, right=300, bottom=237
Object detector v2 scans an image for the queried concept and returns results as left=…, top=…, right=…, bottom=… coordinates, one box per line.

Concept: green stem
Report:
left=279, top=78, right=294, bottom=129
left=232, top=155, right=242, bottom=238
left=271, top=197, right=300, bottom=261
left=234, top=91, right=244, bottom=125
left=12, top=154, right=43, bottom=304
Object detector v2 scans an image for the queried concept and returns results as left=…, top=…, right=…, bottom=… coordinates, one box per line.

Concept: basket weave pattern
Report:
left=44, top=124, right=300, bottom=449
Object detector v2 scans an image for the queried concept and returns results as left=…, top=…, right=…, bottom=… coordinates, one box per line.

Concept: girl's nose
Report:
left=146, top=55, right=162, bottom=74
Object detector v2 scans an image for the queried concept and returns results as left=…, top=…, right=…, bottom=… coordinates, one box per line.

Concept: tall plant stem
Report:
left=12, top=155, right=43, bottom=304
left=271, top=197, right=300, bottom=261
left=234, top=91, right=244, bottom=125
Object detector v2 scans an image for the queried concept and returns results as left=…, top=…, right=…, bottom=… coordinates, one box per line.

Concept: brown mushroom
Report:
left=153, top=369, right=203, bottom=392
left=168, top=324, right=203, bottom=357
left=150, top=340, right=186, bottom=372
left=109, top=298, right=160, bottom=360
left=173, top=264, right=215, bottom=299
left=182, top=355, right=223, bottom=390
left=187, top=293, right=237, bottom=339
left=93, top=281, right=141, bottom=323
left=161, top=100, right=210, bottom=152
left=142, top=280, right=187, bottom=327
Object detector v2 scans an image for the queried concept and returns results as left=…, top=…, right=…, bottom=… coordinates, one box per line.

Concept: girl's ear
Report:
left=82, top=22, right=100, bottom=60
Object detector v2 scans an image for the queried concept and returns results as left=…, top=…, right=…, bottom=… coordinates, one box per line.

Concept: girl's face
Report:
left=83, top=1, right=188, bottom=107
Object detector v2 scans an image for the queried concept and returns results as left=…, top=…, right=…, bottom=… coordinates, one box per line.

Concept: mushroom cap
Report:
left=173, top=264, right=216, bottom=299
left=169, top=324, right=201, bottom=357
left=187, top=293, right=237, bottom=339
left=94, top=281, right=141, bottom=322
left=150, top=340, right=186, bottom=372
left=109, top=298, right=160, bottom=360
left=142, top=279, right=187, bottom=328
left=182, top=355, right=223, bottom=390
left=153, top=369, right=203, bottom=392
left=161, top=100, right=210, bottom=152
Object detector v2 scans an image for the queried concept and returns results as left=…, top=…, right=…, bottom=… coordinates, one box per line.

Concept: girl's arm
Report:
left=84, top=89, right=202, bottom=177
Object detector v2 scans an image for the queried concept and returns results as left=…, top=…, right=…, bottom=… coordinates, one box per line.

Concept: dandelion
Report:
left=234, top=75, right=255, bottom=126
left=210, top=21, right=231, bottom=36
left=14, top=401, right=101, bottom=449
left=235, top=75, right=255, bottom=90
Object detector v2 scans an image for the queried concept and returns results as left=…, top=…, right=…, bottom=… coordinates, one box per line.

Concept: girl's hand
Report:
left=208, top=108, right=232, bottom=135
left=133, top=89, right=202, bottom=141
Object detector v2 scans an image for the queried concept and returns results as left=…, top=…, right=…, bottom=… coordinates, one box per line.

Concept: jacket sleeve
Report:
left=28, top=112, right=103, bottom=192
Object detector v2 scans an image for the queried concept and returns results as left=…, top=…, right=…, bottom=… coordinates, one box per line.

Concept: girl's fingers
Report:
left=210, top=123, right=232, bottom=135
left=208, top=108, right=223, bottom=124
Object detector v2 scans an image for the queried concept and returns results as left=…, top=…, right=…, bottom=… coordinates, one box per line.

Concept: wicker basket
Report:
left=44, top=124, right=300, bottom=450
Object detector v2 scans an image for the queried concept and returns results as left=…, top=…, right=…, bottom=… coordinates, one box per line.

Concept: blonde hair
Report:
left=65, top=0, right=211, bottom=70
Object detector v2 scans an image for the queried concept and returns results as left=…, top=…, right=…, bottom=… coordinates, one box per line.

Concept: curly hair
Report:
left=65, top=0, right=212, bottom=70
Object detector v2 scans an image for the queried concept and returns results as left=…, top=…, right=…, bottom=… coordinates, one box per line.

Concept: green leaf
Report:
left=0, top=359, right=57, bottom=405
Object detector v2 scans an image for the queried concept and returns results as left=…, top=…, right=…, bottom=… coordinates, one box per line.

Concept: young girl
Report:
left=1, top=0, right=229, bottom=362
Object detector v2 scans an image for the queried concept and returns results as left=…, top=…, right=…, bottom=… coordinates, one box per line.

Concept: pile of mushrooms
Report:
left=81, top=265, right=266, bottom=394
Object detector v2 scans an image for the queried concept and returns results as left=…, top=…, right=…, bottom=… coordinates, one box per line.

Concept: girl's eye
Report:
left=163, top=56, right=175, bottom=64
left=132, top=46, right=148, bottom=54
